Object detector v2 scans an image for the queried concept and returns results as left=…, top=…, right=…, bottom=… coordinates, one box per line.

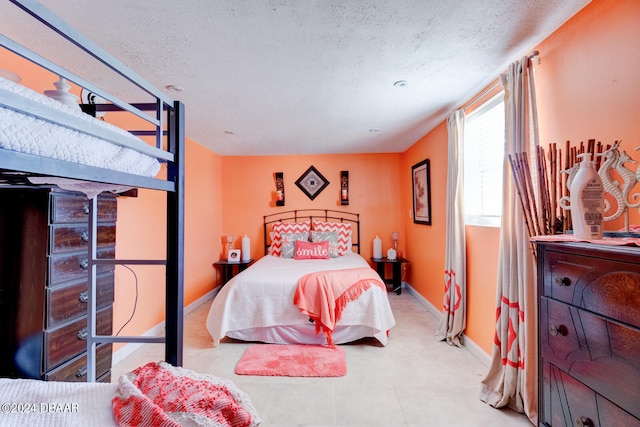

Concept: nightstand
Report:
left=213, top=259, right=254, bottom=285
left=370, top=257, right=408, bottom=295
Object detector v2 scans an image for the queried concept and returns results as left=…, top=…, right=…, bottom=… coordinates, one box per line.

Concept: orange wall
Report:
left=464, top=225, right=500, bottom=352
left=220, top=154, right=404, bottom=262
left=398, top=0, right=640, bottom=355
left=117, top=0, right=640, bottom=356
left=114, top=139, right=222, bottom=339
left=184, top=141, right=223, bottom=303
left=535, top=0, right=640, bottom=230
left=4, top=0, right=639, bottom=357
left=113, top=140, right=222, bottom=348
left=0, top=48, right=224, bottom=342
left=399, top=123, right=448, bottom=306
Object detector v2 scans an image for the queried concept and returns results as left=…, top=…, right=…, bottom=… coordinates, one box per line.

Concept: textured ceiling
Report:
left=3, top=0, right=590, bottom=155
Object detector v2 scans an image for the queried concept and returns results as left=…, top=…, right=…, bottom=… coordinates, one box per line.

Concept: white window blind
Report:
left=464, top=92, right=505, bottom=227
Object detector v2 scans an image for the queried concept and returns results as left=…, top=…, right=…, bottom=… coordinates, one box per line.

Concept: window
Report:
left=464, top=92, right=505, bottom=227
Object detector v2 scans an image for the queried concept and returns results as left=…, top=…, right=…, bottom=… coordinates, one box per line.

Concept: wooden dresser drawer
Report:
left=545, top=250, right=640, bottom=329
left=46, top=273, right=114, bottom=327
left=48, top=246, right=115, bottom=286
left=44, top=306, right=113, bottom=371
left=540, top=297, right=582, bottom=369
left=50, top=193, right=117, bottom=224
left=541, top=362, right=640, bottom=427
left=545, top=250, right=595, bottom=304
left=49, top=224, right=116, bottom=254
left=541, top=296, right=640, bottom=418
left=538, top=242, right=640, bottom=426
left=97, top=371, right=111, bottom=383
left=45, top=343, right=112, bottom=382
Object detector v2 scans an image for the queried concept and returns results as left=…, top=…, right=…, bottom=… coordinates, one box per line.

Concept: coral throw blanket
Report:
left=112, top=361, right=261, bottom=426
left=293, top=267, right=386, bottom=347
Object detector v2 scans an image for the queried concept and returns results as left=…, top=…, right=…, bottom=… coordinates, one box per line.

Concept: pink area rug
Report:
left=235, top=344, right=347, bottom=377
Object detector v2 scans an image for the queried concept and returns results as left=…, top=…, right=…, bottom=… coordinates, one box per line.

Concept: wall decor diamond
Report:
left=295, top=166, right=330, bottom=200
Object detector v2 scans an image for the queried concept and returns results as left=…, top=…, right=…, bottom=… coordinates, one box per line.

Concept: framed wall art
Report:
left=412, top=159, right=431, bottom=225
left=295, top=165, right=329, bottom=200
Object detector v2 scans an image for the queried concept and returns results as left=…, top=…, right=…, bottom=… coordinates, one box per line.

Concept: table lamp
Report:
left=391, top=231, right=399, bottom=251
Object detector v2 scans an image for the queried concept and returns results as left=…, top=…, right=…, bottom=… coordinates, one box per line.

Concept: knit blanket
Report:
left=293, top=267, right=386, bottom=347
left=112, top=361, right=261, bottom=427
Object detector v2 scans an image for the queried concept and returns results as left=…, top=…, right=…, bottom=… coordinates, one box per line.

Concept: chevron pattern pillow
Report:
left=312, top=220, right=351, bottom=256
left=268, top=221, right=310, bottom=257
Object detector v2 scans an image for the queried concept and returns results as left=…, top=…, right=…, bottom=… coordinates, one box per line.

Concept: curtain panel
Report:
left=436, top=110, right=466, bottom=346
left=479, top=57, right=539, bottom=425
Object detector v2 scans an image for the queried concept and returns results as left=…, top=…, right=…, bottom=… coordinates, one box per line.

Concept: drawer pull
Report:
left=77, top=328, right=88, bottom=340
left=79, top=258, right=89, bottom=269
left=575, top=417, right=593, bottom=427
left=79, top=291, right=89, bottom=303
left=554, top=277, right=571, bottom=286
left=82, top=204, right=90, bottom=215
left=549, top=324, right=568, bottom=336
left=76, top=366, right=87, bottom=378
left=80, top=231, right=89, bottom=242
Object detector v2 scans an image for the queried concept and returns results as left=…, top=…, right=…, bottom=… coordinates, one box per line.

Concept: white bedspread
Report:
left=0, top=76, right=160, bottom=177
left=206, top=253, right=396, bottom=346
left=0, top=378, right=118, bottom=426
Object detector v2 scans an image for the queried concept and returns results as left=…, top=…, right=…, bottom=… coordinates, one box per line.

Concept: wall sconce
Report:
left=340, top=171, right=349, bottom=205
left=275, top=172, right=285, bottom=206
left=391, top=231, right=399, bottom=251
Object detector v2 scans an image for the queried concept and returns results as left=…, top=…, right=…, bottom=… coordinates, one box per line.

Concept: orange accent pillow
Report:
left=294, top=240, right=330, bottom=260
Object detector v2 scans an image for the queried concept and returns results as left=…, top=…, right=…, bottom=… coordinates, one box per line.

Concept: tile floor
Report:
left=112, top=291, right=533, bottom=427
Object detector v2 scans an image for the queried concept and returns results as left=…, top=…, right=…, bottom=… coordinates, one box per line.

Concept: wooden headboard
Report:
left=263, top=209, right=360, bottom=254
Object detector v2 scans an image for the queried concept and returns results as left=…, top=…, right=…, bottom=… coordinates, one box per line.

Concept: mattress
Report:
left=0, top=378, right=118, bottom=426
left=0, top=361, right=262, bottom=427
left=0, top=76, right=160, bottom=178
left=206, top=253, right=396, bottom=346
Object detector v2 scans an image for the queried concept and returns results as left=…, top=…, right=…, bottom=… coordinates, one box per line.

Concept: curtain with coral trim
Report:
left=436, top=109, right=466, bottom=346
left=479, top=56, right=539, bottom=425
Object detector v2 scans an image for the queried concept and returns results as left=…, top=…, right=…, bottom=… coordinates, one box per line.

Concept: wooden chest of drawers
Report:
left=0, top=188, right=116, bottom=382
left=537, top=242, right=640, bottom=427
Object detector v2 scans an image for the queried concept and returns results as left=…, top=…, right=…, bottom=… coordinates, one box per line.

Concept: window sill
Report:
left=465, top=216, right=501, bottom=228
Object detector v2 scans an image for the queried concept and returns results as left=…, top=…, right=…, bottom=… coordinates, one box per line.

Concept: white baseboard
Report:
left=111, top=287, right=217, bottom=365
left=405, top=283, right=441, bottom=319
left=462, top=332, right=492, bottom=368
left=404, top=283, right=492, bottom=369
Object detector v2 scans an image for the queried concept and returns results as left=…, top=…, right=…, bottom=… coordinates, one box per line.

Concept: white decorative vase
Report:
left=373, top=236, right=382, bottom=259
left=241, top=235, right=251, bottom=261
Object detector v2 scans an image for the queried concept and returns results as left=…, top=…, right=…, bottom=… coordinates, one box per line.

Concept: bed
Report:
left=0, top=361, right=261, bottom=426
left=0, top=3, right=267, bottom=425
left=0, top=0, right=184, bottom=382
left=206, top=210, right=396, bottom=346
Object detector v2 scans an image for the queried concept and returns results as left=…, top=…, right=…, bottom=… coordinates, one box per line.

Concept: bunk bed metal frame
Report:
left=0, top=0, right=185, bottom=381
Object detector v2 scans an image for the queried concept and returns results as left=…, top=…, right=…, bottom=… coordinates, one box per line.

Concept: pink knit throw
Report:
left=112, top=361, right=260, bottom=427
left=293, top=267, right=386, bottom=347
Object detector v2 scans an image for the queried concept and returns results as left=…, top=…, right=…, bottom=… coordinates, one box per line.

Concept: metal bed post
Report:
left=3, top=0, right=186, bottom=381
left=165, top=100, right=185, bottom=366
left=86, top=196, right=99, bottom=382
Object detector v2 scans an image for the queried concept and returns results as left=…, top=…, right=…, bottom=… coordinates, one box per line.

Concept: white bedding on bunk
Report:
left=0, top=362, right=262, bottom=426
left=206, top=252, right=396, bottom=346
left=0, top=76, right=160, bottom=177
left=0, top=378, right=118, bottom=426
